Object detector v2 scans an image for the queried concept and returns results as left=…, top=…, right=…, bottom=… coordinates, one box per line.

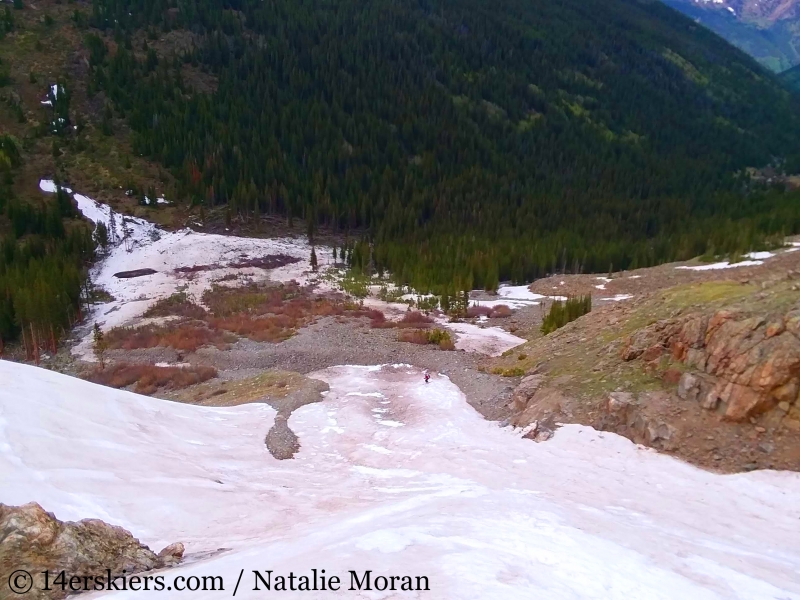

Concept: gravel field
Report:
left=97, top=314, right=529, bottom=422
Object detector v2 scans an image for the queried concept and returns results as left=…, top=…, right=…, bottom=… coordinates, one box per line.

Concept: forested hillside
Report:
left=780, top=63, right=800, bottom=90
left=3, top=0, right=800, bottom=310
left=78, top=0, right=800, bottom=292
left=0, top=135, right=95, bottom=354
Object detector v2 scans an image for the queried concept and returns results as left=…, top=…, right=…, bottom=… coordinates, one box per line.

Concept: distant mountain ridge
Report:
left=663, top=0, right=800, bottom=71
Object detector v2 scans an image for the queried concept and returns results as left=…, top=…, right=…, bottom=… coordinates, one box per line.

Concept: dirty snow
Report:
left=599, top=294, right=634, bottom=302
left=470, top=284, right=565, bottom=310
left=439, top=321, right=525, bottom=356
left=1, top=361, right=799, bottom=599
left=39, top=180, right=327, bottom=360
left=744, top=251, right=774, bottom=260
left=676, top=260, right=764, bottom=271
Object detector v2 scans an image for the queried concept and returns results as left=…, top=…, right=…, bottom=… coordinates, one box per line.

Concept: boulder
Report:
left=508, top=374, right=543, bottom=413
left=677, top=373, right=700, bottom=402
left=642, top=344, right=663, bottom=362
left=724, top=383, right=774, bottom=422
left=662, top=369, right=682, bottom=385
left=676, top=372, right=715, bottom=405
left=0, top=503, right=183, bottom=600
left=646, top=421, right=676, bottom=447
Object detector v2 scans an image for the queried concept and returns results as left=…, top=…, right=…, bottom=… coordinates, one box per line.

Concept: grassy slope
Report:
left=487, top=279, right=799, bottom=399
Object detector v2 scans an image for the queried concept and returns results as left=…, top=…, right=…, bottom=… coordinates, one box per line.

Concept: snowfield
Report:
left=2, top=360, right=799, bottom=599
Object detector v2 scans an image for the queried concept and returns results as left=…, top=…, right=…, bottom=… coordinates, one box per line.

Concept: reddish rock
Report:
left=766, top=320, right=785, bottom=338
left=662, top=369, right=682, bottom=385
left=642, top=345, right=663, bottom=362
left=725, top=384, right=775, bottom=421
left=771, top=379, right=798, bottom=404
left=0, top=503, right=183, bottom=600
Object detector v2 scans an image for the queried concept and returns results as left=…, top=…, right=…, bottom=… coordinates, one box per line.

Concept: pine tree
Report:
left=94, top=221, right=109, bottom=250
left=92, top=323, right=107, bottom=368
left=310, top=247, right=318, bottom=272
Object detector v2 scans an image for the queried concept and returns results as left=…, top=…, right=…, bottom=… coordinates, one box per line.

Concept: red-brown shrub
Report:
left=490, top=305, right=513, bottom=318
left=398, top=330, right=430, bottom=344
left=105, top=324, right=231, bottom=352
left=86, top=363, right=218, bottom=395
left=466, top=305, right=493, bottom=318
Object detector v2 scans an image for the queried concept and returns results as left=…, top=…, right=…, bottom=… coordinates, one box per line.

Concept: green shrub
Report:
left=491, top=366, right=525, bottom=377
left=541, top=295, right=592, bottom=335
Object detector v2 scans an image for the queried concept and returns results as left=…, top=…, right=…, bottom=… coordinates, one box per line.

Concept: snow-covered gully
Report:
left=2, top=361, right=799, bottom=599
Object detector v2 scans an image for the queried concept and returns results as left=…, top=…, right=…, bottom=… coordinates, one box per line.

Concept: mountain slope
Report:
left=663, top=0, right=800, bottom=71
left=3, top=0, right=800, bottom=294
left=780, top=61, right=800, bottom=88
left=2, top=360, right=800, bottom=598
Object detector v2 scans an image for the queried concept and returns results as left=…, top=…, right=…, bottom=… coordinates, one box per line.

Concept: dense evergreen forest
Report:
left=68, top=0, right=800, bottom=291
left=780, top=63, right=800, bottom=91
left=0, top=135, right=95, bottom=354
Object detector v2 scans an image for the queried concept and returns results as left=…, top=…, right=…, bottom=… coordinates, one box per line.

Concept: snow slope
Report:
left=2, top=360, right=799, bottom=599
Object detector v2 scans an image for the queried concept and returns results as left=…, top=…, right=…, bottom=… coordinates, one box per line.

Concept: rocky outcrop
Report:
left=620, top=305, right=800, bottom=425
left=0, top=503, right=183, bottom=600
left=597, top=391, right=678, bottom=450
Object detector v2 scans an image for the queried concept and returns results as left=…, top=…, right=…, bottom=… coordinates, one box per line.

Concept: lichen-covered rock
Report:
left=0, top=503, right=183, bottom=600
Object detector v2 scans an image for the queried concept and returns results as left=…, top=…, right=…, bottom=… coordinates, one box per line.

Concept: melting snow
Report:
left=744, top=251, right=774, bottom=260
left=39, top=180, right=327, bottom=360
left=1, top=361, right=799, bottom=599
left=470, top=284, right=565, bottom=310
left=677, top=250, right=780, bottom=271
left=600, top=294, right=634, bottom=302
left=676, top=260, right=763, bottom=271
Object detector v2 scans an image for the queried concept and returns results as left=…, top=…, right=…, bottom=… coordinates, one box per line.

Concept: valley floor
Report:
left=3, top=183, right=800, bottom=599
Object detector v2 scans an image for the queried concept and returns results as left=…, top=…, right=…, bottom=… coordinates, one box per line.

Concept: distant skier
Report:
left=424, top=371, right=430, bottom=384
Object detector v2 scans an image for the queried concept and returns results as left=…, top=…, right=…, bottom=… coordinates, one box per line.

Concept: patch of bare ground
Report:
left=167, top=370, right=308, bottom=406
left=529, top=241, right=800, bottom=301
left=397, top=328, right=456, bottom=350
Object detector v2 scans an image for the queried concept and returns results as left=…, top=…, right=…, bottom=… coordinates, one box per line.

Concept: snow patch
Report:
left=677, top=260, right=763, bottom=271
left=600, top=294, right=634, bottom=302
